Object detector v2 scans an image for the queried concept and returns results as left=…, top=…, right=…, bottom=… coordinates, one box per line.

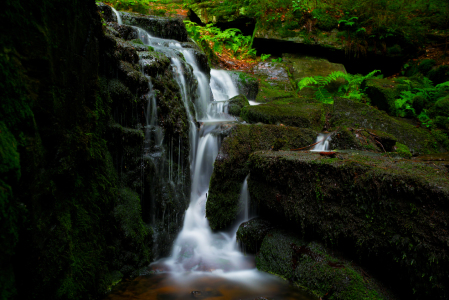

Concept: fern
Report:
left=297, top=70, right=380, bottom=104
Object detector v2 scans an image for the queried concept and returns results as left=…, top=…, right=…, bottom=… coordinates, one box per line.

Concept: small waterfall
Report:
left=144, top=78, right=163, bottom=152
left=110, top=6, right=122, bottom=25
left=311, top=133, right=332, bottom=151
left=179, top=49, right=211, bottom=120
left=210, top=69, right=239, bottom=100
left=240, top=175, right=251, bottom=222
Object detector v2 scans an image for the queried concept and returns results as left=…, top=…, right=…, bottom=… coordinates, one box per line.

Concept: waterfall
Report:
left=240, top=175, right=251, bottom=222
left=106, top=18, right=313, bottom=300
left=110, top=6, right=122, bottom=25
left=311, top=132, right=332, bottom=151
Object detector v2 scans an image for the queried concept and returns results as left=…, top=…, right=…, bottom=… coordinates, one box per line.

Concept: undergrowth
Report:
left=297, top=70, right=380, bottom=104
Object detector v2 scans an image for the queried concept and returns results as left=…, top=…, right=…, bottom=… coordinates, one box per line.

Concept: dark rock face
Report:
left=247, top=150, right=449, bottom=299
left=0, top=1, right=196, bottom=299
left=121, top=12, right=188, bottom=42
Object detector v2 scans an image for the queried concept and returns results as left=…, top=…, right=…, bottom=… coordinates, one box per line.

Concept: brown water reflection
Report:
left=105, top=272, right=316, bottom=300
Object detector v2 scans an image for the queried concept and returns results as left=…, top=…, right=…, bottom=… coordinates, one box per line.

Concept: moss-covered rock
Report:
left=249, top=61, right=296, bottom=102
left=236, top=218, right=275, bottom=254
left=257, top=229, right=390, bottom=299
left=394, top=142, right=412, bottom=158
left=228, top=94, right=250, bottom=117
left=248, top=150, right=449, bottom=298
left=206, top=124, right=316, bottom=230
left=283, top=53, right=347, bottom=97
left=330, top=127, right=397, bottom=152
left=331, top=97, right=446, bottom=154
left=362, top=78, right=403, bottom=115
left=241, top=100, right=325, bottom=130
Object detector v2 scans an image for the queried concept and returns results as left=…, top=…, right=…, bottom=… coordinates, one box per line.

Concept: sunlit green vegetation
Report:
left=184, top=21, right=256, bottom=59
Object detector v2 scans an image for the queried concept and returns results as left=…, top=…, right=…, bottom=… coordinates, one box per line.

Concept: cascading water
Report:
left=240, top=175, right=251, bottom=222
left=105, top=9, right=314, bottom=299
left=110, top=6, right=122, bottom=25
left=311, top=132, right=332, bottom=151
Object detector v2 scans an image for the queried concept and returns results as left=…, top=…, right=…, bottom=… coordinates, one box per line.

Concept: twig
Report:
left=290, top=140, right=323, bottom=151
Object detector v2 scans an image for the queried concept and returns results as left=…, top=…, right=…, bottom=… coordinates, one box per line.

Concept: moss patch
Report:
left=241, top=100, right=325, bottom=130
left=257, top=229, right=389, bottom=299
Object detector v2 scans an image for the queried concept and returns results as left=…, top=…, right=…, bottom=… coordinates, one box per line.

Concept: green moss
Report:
left=242, top=101, right=325, bottom=130
left=228, top=94, right=250, bottom=117
left=256, top=230, right=387, bottom=299
left=332, top=97, right=445, bottom=154
left=236, top=218, right=275, bottom=253
left=362, top=78, right=402, bottom=115
left=394, top=142, right=412, bottom=158
left=131, top=38, right=144, bottom=45
left=312, top=9, right=338, bottom=31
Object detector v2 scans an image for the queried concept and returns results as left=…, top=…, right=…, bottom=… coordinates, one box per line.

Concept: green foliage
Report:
left=261, top=54, right=271, bottom=61
left=395, top=80, right=449, bottom=126
left=271, top=57, right=282, bottom=62
left=183, top=21, right=256, bottom=59
left=297, top=70, right=380, bottom=104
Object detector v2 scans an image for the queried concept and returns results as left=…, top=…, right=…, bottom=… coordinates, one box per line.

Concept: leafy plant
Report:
left=261, top=54, right=271, bottom=61
left=297, top=70, right=380, bottom=104
left=184, top=21, right=256, bottom=59
left=272, top=57, right=282, bottom=62
left=395, top=80, right=449, bottom=118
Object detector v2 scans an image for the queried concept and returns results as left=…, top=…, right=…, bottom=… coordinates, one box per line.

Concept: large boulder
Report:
left=331, top=97, right=447, bottom=154
left=247, top=150, right=449, bottom=298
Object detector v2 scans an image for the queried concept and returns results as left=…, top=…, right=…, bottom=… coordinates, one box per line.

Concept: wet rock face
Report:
left=248, top=150, right=449, bottom=298
left=121, top=12, right=188, bottom=42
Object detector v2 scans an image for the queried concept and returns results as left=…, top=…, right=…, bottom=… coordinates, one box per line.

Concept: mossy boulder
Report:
left=257, top=229, right=391, bottom=299
left=236, top=218, right=275, bottom=254
left=249, top=62, right=296, bottom=102
left=362, top=78, right=400, bottom=114
left=206, top=124, right=316, bottom=230
left=228, top=94, right=250, bottom=117
left=247, top=150, right=449, bottom=298
left=331, top=97, right=446, bottom=154
left=283, top=53, right=347, bottom=97
left=330, top=127, right=397, bottom=152
left=394, top=142, right=412, bottom=158
left=241, top=99, right=325, bottom=130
